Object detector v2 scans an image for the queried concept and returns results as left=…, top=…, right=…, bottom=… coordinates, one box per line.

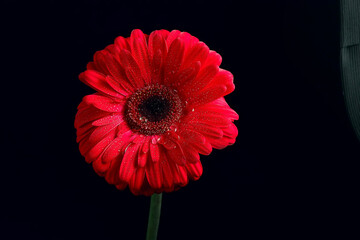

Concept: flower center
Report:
left=125, top=84, right=183, bottom=135
left=138, top=95, right=170, bottom=122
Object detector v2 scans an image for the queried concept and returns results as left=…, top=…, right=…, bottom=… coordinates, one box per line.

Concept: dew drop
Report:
left=124, top=144, right=131, bottom=153
left=170, top=124, right=178, bottom=132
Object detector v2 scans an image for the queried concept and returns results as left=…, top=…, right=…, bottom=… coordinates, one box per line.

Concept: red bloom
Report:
left=75, top=29, right=238, bottom=195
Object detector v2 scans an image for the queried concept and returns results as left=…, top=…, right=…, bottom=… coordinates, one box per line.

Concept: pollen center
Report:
left=138, top=96, right=170, bottom=122
left=125, top=84, right=183, bottom=135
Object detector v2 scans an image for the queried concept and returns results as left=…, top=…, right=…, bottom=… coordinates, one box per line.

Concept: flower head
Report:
left=75, top=29, right=238, bottom=195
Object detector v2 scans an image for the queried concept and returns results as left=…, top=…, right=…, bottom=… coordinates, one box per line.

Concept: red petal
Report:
left=177, top=166, right=189, bottom=186
left=130, top=29, right=147, bottom=42
left=149, top=49, right=163, bottom=84
left=87, top=122, right=120, bottom=148
left=86, top=62, right=96, bottom=70
left=188, top=85, right=227, bottom=107
left=125, top=67, right=144, bottom=91
left=93, top=51, right=111, bottom=75
left=192, top=140, right=212, bottom=155
left=157, top=135, right=176, bottom=149
left=138, top=150, right=148, bottom=168
left=92, top=157, right=110, bottom=176
left=223, top=122, right=238, bottom=138
left=199, top=97, right=239, bottom=120
left=83, top=94, right=125, bottom=112
left=179, top=128, right=205, bottom=144
left=119, top=143, right=139, bottom=182
left=130, top=29, right=151, bottom=84
left=76, top=123, right=94, bottom=143
left=115, top=182, right=128, bottom=190
left=187, top=111, right=232, bottom=128
left=181, top=145, right=200, bottom=163
left=178, top=31, right=198, bottom=53
left=95, top=50, right=135, bottom=95
left=114, top=36, right=130, bottom=52
left=157, top=29, right=170, bottom=39
left=181, top=64, right=219, bottom=96
left=105, top=76, right=131, bottom=96
left=170, top=61, right=200, bottom=89
left=182, top=41, right=209, bottom=68
left=104, top=156, right=122, bottom=185
left=79, top=70, right=124, bottom=98
left=209, top=69, right=235, bottom=96
left=187, top=123, right=223, bottom=139
left=186, top=162, right=203, bottom=180
left=179, top=129, right=212, bottom=155
left=163, top=38, right=185, bottom=86
left=85, top=131, right=115, bottom=162
left=119, top=49, right=146, bottom=89
left=168, top=160, right=188, bottom=187
left=102, top=130, right=132, bottom=163
left=203, top=50, right=222, bottom=67
left=209, top=123, right=238, bottom=149
left=141, top=138, right=150, bottom=153
left=148, top=31, right=167, bottom=60
left=146, top=161, right=162, bottom=189
left=92, top=114, right=123, bottom=126
left=79, top=122, right=118, bottom=158
left=150, top=142, right=160, bottom=162
left=104, top=44, right=115, bottom=54
left=166, top=30, right=181, bottom=46
left=96, top=51, right=133, bottom=94
left=129, top=167, right=146, bottom=195
left=208, top=138, right=229, bottom=149
left=164, top=141, right=186, bottom=166
left=160, top=155, right=174, bottom=190
left=74, top=104, right=108, bottom=128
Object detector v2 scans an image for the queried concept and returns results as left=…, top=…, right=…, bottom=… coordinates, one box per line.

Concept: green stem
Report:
left=146, top=193, right=162, bottom=240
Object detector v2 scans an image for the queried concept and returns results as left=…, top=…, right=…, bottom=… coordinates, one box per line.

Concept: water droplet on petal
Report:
left=170, top=124, right=178, bottom=132
left=124, top=144, right=131, bottom=153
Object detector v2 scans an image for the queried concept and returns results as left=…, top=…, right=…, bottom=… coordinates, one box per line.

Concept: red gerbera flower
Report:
left=75, top=29, right=238, bottom=196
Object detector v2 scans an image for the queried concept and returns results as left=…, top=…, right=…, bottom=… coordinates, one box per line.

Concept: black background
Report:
left=1, top=0, right=358, bottom=239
